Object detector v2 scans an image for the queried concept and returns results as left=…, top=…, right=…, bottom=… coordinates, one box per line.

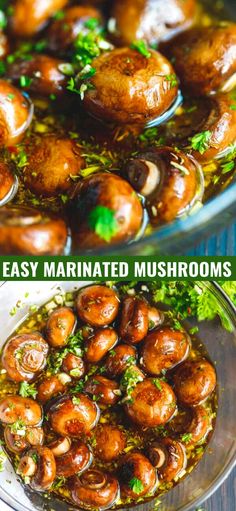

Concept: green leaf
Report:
left=131, top=40, right=151, bottom=58
left=189, top=131, right=212, bottom=154
left=88, top=206, right=118, bottom=242
left=19, top=382, right=37, bottom=399
left=128, top=477, right=144, bottom=494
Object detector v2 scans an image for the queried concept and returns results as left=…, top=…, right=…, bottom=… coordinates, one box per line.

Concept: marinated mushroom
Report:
left=169, top=404, right=211, bottom=444
left=62, top=353, right=85, bottom=379
left=48, top=436, right=71, bottom=456
left=119, top=296, right=149, bottom=344
left=84, top=375, right=121, bottom=405
left=147, top=438, right=186, bottom=482
left=148, top=306, right=164, bottom=330
left=1, top=332, right=49, bottom=382
left=125, top=379, right=177, bottom=427
left=47, top=6, right=103, bottom=53
left=119, top=452, right=157, bottom=498
left=17, top=446, right=56, bottom=491
left=70, top=173, right=143, bottom=249
left=0, top=162, right=17, bottom=206
left=85, top=328, right=118, bottom=363
left=49, top=394, right=100, bottom=436
left=111, top=0, right=196, bottom=46
left=45, top=306, right=76, bottom=347
left=94, top=425, right=126, bottom=462
left=76, top=285, right=119, bottom=327
left=8, top=55, right=68, bottom=97
left=37, top=373, right=71, bottom=403
left=0, top=80, right=33, bottom=146
left=10, top=0, right=69, bottom=37
left=105, top=344, right=137, bottom=378
left=56, top=441, right=93, bottom=477
left=172, top=359, right=216, bottom=406
left=0, top=206, right=68, bottom=255
left=140, top=327, right=190, bottom=375
left=4, top=426, right=44, bottom=454
left=70, top=470, right=120, bottom=510
left=126, top=147, right=202, bottom=224
left=83, top=47, right=178, bottom=125
left=0, top=396, right=42, bottom=426
left=169, top=24, right=236, bottom=95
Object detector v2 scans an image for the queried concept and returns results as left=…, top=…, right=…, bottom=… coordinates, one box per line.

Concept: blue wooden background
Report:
left=187, top=223, right=236, bottom=256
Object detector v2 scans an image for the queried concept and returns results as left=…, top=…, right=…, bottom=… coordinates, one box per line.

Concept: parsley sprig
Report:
left=88, top=206, right=119, bottom=243
left=189, top=130, right=212, bottom=154
left=131, top=40, right=151, bottom=58
left=19, top=382, right=37, bottom=399
left=128, top=477, right=144, bottom=494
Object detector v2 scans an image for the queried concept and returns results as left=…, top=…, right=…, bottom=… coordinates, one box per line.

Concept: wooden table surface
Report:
left=197, top=467, right=236, bottom=511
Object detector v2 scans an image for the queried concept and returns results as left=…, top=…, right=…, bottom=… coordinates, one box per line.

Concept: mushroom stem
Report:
left=17, top=456, right=37, bottom=477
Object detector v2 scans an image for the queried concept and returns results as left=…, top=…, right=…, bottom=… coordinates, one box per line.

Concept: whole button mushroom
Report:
left=48, top=436, right=71, bottom=457
left=83, top=47, right=178, bottom=125
left=169, top=405, right=211, bottom=444
left=70, top=173, right=143, bottom=249
left=119, top=296, right=149, bottom=344
left=94, top=425, right=126, bottom=462
left=55, top=442, right=93, bottom=477
left=0, top=80, right=33, bottom=147
left=126, top=147, right=202, bottom=225
left=76, top=285, right=119, bottom=327
left=111, top=0, right=196, bottom=46
left=0, top=206, right=68, bottom=255
left=148, top=306, right=164, bottom=330
left=4, top=426, right=44, bottom=454
left=62, top=353, right=85, bottom=379
left=119, top=452, right=157, bottom=498
left=1, top=332, right=49, bottom=382
left=85, top=328, right=118, bottom=363
left=70, top=470, right=120, bottom=510
left=17, top=446, right=56, bottom=491
left=37, top=373, right=71, bottom=404
left=10, top=0, right=69, bottom=37
left=0, top=162, right=18, bottom=206
left=49, top=394, right=100, bottom=437
left=148, top=438, right=186, bottom=482
left=172, top=359, right=216, bottom=406
left=23, top=136, right=86, bottom=197
left=47, top=6, right=103, bottom=53
left=169, top=24, right=236, bottom=95
left=8, top=55, right=68, bottom=97
left=140, top=327, right=190, bottom=375
left=0, top=396, right=42, bottom=427
left=45, top=307, right=76, bottom=347
left=105, top=344, right=137, bottom=378
left=125, top=379, right=177, bottom=427
left=84, top=375, right=121, bottom=405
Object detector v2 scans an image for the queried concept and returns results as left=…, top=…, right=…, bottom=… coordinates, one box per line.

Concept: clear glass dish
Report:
left=0, top=280, right=235, bottom=511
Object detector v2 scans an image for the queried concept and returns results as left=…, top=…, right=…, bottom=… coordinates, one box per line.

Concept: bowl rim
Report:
left=0, top=281, right=235, bottom=511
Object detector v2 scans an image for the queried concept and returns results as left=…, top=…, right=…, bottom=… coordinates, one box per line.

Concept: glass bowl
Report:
left=0, top=281, right=235, bottom=511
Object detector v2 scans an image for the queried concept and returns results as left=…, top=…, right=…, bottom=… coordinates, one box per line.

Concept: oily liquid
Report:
left=2, top=0, right=235, bottom=246
left=0, top=286, right=218, bottom=509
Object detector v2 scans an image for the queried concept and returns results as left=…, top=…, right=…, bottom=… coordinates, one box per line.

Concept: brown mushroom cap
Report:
left=105, top=344, right=137, bottom=378
left=10, top=0, right=70, bottom=37
left=1, top=333, right=49, bottom=382
left=70, top=470, right=120, bottom=510
left=172, top=359, right=216, bottom=406
left=37, top=373, right=71, bottom=403
left=84, top=375, right=121, bottom=405
left=148, top=438, right=186, bottom=482
left=0, top=205, right=68, bottom=255
left=27, top=446, right=56, bottom=491
left=83, top=47, right=178, bottom=125
left=0, top=80, right=33, bottom=146
left=125, top=379, right=177, bottom=427
left=169, top=404, right=211, bottom=444
left=49, top=394, right=100, bottom=437
left=119, top=452, right=157, bottom=498
left=94, top=425, right=126, bottom=462
left=70, top=172, right=143, bottom=249
left=85, top=328, right=118, bottom=363
left=0, top=396, right=42, bottom=426
left=140, top=327, right=190, bottom=375
left=76, top=285, right=119, bottom=327
left=169, top=24, right=236, bottom=95
left=62, top=353, right=85, bottom=379
left=0, top=162, right=16, bottom=205
left=112, top=0, right=196, bottom=46
left=45, top=306, right=77, bottom=347
left=56, top=441, right=93, bottom=477
left=119, top=296, right=149, bottom=344
left=22, top=136, right=86, bottom=197
left=4, top=426, right=29, bottom=454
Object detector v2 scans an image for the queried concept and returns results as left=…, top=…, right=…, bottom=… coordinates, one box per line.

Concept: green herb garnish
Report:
left=128, top=477, right=144, bottom=494
left=165, top=73, right=178, bottom=88
left=88, top=206, right=119, bottom=243
left=19, top=382, right=37, bottom=399
left=131, top=40, right=151, bottom=58
left=189, top=131, right=211, bottom=154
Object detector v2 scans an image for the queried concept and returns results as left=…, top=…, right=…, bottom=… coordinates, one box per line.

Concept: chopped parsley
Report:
left=181, top=433, right=192, bottom=443
left=10, top=420, right=26, bottom=435
left=88, top=206, right=119, bottom=243
left=20, top=75, right=33, bottom=88
left=72, top=396, right=81, bottom=405
left=47, top=329, right=84, bottom=374
left=189, top=131, right=211, bottom=154
left=84, top=17, right=100, bottom=30
left=131, top=40, right=151, bottom=58
left=31, top=453, right=38, bottom=464
left=19, top=382, right=37, bottom=399
left=52, top=476, right=66, bottom=490
left=128, top=477, right=144, bottom=494
left=120, top=366, right=143, bottom=403
left=152, top=378, right=162, bottom=391
left=165, top=74, right=178, bottom=88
